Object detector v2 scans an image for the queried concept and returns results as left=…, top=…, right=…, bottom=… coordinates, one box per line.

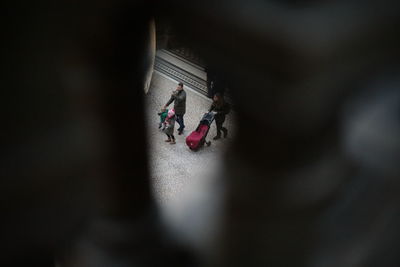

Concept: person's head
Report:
left=168, top=109, right=175, bottom=117
left=213, top=92, right=223, bottom=102
left=177, top=82, right=184, bottom=91
left=161, top=107, right=166, bottom=113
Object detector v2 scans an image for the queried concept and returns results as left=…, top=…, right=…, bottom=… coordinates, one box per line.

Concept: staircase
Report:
left=154, top=49, right=209, bottom=97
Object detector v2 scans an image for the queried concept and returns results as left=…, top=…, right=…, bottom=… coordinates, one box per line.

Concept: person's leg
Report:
left=214, top=120, right=222, bottom=140
left=170, top=134, right=176, bottom=144
left=220, top=117, right=228, bottom=138
left=222, top=126, right=228, bottom=138
left=176, top=115, right=181, bottom=131
left=176, top=114, right=185, bottom=134
left=159, top=122, right=162, bottom=129
left=180, top=115, right=185, bottom=130
left=165, top=134, right=171, bottom=142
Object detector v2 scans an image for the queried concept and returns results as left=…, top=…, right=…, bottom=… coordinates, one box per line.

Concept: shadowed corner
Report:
left=1, top=1, right=197, bottom=266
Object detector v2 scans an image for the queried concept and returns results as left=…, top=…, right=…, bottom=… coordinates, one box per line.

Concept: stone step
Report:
left=155, top=49, right=208, bottom=96
left=167, top=48, right=206, bottom=69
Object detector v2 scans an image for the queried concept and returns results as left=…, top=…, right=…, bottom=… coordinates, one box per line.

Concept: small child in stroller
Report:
left=157, top=107, right=168, bottom=130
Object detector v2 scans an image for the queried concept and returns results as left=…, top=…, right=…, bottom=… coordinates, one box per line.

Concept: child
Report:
left=157, top=107, right=168, bottom=130
left=164, top=109, right=176, bottom=144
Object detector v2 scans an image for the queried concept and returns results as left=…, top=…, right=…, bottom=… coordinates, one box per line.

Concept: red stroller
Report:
left=186, top=112, right=215, bottom=150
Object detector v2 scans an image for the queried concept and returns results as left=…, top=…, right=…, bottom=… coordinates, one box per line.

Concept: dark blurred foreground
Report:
left=1, top=0, right=400, bottom=266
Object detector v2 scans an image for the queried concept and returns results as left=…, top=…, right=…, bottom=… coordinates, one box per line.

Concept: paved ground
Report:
left=145, top=71, right=235, bottom=249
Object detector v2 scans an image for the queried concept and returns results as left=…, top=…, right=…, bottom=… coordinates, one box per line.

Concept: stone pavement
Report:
left=145, top=71, right=235, bottom=249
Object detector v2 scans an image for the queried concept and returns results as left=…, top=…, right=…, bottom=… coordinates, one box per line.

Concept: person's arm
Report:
left=209, top=103, right=215, bottom=112
left=165, top=96, right=174, bottom=108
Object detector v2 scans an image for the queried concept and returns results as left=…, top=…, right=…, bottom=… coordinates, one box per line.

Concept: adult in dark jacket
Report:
left=164, top=82, right=186, bottom=135
left=209, top=92, right=230, bottom=140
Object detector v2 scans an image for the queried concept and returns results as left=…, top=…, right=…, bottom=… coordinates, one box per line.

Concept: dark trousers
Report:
left=176, top=114, right=185, bottom=132
left=166, top=133, right=175, bottom=140
left=215, top=116, right=227, bottom=137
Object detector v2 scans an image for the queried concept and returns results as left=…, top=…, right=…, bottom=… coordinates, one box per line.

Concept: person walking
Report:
left=164, top=82, right=186, bottom=135
left=209, top=92, right=230, bottom=140
left=164, top=109, right=176, bottom=144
